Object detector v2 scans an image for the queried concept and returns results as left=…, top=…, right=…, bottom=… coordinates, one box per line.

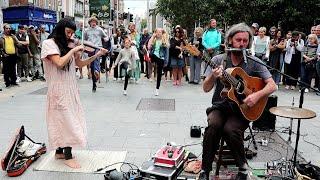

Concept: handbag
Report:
left=305, top=60, right=316, bottom=70
left=144, top=51, right=151, bottom=62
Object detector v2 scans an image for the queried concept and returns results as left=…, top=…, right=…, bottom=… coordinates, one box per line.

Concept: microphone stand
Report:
left=244, top=54, right=320, bottom=93
left=244, top=54, right=319, bottom=167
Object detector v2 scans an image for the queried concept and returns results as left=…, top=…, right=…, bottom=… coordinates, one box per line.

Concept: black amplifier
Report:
left=252, top=95, right=278, bottom=131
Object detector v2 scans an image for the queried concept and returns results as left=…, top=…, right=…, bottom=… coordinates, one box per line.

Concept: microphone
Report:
left=225, top=48, right=241, bottom=51
left=225, top=48, right=249, bottom=63
left=225, top=48, right=250, bottom=52
left=242, top=48, right=247, bottom=64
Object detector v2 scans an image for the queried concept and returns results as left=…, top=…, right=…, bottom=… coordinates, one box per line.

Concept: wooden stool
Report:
left=214, top=138, right=237, bottom=175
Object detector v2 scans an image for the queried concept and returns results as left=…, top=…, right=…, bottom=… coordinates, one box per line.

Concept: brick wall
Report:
left=9, top=0, right=28, bottom=6
left=9, top=0, right=58, bottom=10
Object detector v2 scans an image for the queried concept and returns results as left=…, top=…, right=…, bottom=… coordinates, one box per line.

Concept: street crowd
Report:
left=0, top=17, right=320, bottom=96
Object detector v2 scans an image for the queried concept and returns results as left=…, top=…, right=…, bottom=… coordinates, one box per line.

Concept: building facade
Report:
left=3, top=0, right=58, bottom=32
left=0, top=0, right=9, bottom=31
left=110, top=0, right=124, bottom=31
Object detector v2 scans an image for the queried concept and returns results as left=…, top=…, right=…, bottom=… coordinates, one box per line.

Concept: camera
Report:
left=9, top=29, right=16, bottom=35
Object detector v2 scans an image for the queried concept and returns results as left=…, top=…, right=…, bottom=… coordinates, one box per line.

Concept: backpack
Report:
left=296, top=162, right=320, bottom=179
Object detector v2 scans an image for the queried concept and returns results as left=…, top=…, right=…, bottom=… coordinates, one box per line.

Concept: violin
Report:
left=68, top=38, right=102, bottom=53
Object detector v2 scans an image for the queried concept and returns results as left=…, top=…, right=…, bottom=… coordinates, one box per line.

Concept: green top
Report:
left=75, top=29, right=82, bottom=39
left=154, top=40, right=161, bottom=58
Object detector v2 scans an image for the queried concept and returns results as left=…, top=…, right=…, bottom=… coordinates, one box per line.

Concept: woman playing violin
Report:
left=40, top=18, right=108, bottom=169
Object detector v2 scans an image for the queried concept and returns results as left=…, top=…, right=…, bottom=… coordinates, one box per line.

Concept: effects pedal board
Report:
left=153, top=145, right=185, bottom=168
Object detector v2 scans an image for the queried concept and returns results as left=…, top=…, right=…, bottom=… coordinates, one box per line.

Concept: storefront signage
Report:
left=43, top=13, right=54, bottom=19
left=89, top=0, right=110, bottom=20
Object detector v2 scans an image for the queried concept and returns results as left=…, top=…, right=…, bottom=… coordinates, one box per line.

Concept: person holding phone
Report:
left=269, top=30, right=285, bottom=86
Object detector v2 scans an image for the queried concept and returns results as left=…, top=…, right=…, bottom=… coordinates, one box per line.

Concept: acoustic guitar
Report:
left=202, top=55, right=268, bottom=121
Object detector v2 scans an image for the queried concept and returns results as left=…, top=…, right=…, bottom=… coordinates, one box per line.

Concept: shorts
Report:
left=170, top=57, right=184, bottom=68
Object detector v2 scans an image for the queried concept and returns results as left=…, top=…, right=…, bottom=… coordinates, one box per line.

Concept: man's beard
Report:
left=233, top=51, right=242, bottom=56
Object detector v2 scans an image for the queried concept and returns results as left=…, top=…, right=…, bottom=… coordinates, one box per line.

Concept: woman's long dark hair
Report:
left=48, top=18, right=77, bottom=70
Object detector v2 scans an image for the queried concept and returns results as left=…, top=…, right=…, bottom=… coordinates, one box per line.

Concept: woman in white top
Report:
left=284, top=31, right=304, bottom=90
left=251, top=27, right=270, bottom=63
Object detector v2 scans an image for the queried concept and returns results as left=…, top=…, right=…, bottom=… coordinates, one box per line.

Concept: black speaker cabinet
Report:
left=190, top=126, right=201, bottom=138
left=252, top=95, right=278, bottom=131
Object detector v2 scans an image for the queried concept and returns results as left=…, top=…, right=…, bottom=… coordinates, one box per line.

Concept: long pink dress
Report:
left=41, top=39, right=87, bottom=150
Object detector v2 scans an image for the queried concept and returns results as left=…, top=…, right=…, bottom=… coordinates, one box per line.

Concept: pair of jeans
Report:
left=202, top=100, right=249, bottom=172
left=31, top=53, right=43, bottom=77
left=17, top=53, right=29, bottom=77
left=2, top=54, right=17, bottom=86
left=300, top=63, right=314, bottom=89
left=120, top=62, right=130, bottom=90
left=150, top=54, right=164, bottom=89
left=190, top=56, right=201, bottom=83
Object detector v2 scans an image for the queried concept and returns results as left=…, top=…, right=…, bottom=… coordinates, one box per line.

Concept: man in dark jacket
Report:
left=139, top=28, right=150, bottom=74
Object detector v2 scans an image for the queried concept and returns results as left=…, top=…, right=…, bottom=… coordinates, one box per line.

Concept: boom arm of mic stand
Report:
left=244, top=55, right=320, bottom=93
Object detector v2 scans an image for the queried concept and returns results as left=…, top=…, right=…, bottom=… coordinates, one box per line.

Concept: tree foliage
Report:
left=140, top=18, right=147, bottom=30
left=156, top=0, right=320, bottom=34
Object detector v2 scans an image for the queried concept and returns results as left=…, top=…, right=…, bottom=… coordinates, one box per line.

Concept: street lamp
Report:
left=127, top=8, right=130, bottom=26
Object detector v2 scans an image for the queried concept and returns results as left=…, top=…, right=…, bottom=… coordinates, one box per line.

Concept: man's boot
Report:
left=198, top=170, right=209, bottom=180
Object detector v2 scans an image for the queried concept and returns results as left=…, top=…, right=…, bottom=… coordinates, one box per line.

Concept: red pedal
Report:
left=153, top=145, right=185, bottom=168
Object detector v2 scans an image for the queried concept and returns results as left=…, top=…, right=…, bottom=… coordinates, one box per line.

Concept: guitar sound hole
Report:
left=234, top=75, right=246, bottom=103
left=235, top=75, right=245, bottom=94
left=234, top=89, right=246, bottom=103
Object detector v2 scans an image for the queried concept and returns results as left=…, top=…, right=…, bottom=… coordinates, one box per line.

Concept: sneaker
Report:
left=316, top=92, right=320, bottom=96
left=285, top=85, right=290, bottom=90
left=123, top=90, right=127, bottom=96
left=113, top=78, right=117, bottom=81
left=27, top=76, right=32, bottom=82
left=155, top=89, right=159, bottom=96
left=39, top=76, right=46, bottom=81
left=291, top=86, right=295, bottom=90
left=235, top=172, right=248, bottom=180
left=149, top=78, right=153, bottom=82
left=304, top=88, right=309, bottom=93
left=92, top=84, right=97, bottom=93
left=16, top=77, right=21, bottom=83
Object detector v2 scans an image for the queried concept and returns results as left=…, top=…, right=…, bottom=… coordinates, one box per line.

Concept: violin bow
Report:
left=81, top=0, right=86, bottom=46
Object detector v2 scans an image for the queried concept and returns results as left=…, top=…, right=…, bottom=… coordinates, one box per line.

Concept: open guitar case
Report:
left=1, top=126, right=47, bottom=177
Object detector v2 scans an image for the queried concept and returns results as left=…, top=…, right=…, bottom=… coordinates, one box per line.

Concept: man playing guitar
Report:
left=199, top=23, right=277, bottom=180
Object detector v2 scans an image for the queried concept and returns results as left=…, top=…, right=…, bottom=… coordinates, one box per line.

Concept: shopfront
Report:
left=3, top=5, right=57, bottom=32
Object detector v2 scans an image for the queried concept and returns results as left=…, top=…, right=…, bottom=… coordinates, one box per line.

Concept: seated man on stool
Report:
left=199, top=23, right=277, bottom=180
